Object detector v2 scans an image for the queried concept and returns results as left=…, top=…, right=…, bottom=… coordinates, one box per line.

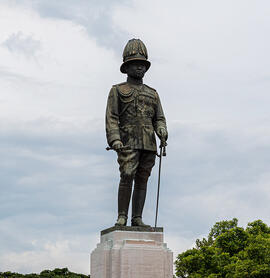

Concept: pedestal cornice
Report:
left=101, top=225, right=163, bottom=236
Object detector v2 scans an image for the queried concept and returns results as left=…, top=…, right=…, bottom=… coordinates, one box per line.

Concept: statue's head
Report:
left=120, top=39, right=151, bottom=74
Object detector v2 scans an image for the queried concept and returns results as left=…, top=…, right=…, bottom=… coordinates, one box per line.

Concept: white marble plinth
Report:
left=91, top=226, right=173, bottom=278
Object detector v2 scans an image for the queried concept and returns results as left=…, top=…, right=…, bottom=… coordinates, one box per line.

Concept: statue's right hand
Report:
left=112, top=140, right=124, bottom=151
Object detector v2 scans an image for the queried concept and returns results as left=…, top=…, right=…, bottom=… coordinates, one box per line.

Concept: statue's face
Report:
left=126, top=60, right=147, bottom=79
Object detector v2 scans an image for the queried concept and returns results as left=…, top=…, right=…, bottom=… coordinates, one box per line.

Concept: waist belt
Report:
left=119, top=117, right=153, bottom=126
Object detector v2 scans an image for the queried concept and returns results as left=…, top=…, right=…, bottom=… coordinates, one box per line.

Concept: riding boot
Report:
left=131, top=187, right=150, bottom=227
left=115, top=184, right=132, bottom=226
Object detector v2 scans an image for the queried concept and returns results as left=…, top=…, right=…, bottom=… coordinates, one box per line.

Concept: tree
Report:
left=175, top=218, right=270, bottom=278
left=0, top=268, right=90, bottom=278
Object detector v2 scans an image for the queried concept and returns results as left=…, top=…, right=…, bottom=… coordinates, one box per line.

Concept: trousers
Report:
left=117, top=149, right=156, bottom=219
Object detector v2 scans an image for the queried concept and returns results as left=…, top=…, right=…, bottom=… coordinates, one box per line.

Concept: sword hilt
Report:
left=162, top=146, right=166, bottom=156
left=160, top=139, right=167, bottom=156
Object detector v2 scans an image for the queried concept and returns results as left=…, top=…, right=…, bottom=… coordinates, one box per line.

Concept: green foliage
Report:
left=0, top=268, right=90, bottom=278
left=175, top=219, right=270, bottom=278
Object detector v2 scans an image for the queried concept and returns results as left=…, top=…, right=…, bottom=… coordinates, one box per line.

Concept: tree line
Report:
left=0, top=268, right=89, bottom=278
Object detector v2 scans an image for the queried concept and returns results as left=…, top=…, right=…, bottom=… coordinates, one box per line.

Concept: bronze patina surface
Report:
left=105, top=39, right=168, bottom=227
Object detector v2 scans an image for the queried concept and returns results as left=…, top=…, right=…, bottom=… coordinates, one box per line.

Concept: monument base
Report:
left=91, top=226, right=173, bottom=278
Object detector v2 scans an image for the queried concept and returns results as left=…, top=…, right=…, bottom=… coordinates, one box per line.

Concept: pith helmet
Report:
left=120, top=38, right=151, bottom=73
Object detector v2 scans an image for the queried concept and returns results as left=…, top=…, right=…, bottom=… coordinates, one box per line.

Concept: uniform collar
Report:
left=127, top=82, right=144, bottom=90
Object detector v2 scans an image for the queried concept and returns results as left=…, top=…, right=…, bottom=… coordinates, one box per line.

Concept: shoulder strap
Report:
left=144, top=84, right=157, bottom=91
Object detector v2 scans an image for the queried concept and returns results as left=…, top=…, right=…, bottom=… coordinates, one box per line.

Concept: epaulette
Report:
left=113, top=82, right=127, bottom=88
left=144, top=84, right=157, bottom=92
left=115, top=82, right=133, bottom=96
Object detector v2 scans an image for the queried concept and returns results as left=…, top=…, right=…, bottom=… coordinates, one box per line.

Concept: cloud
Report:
left=2, top=32, right=41, bottom=57
left=0, top=118, right=115, bottom=273
left=7, top=0, right=130, bottom=50
left=0, top=235, right=99, bottom=274
left=0, top=2, right=122, bottom=123
left=112, top=0, right=270, bottom=123
left=157, top=121, right=270, bottom=234
left=0, top=3, right=121, bottom=266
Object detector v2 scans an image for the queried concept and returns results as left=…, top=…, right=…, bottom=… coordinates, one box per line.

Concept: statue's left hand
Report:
left=157, top=127, right=168, bottom=141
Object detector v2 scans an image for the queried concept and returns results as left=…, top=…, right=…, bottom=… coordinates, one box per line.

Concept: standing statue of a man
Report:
left=106, top=39, right=168, bottom=227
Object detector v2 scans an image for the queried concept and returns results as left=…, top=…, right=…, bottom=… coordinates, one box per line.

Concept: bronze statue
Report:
left=106, top=39, right=168, bottom=227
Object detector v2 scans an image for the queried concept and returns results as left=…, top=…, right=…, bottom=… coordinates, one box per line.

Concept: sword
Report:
left=106, top=145, right=131, bottom=151
left=155, top=139, right=167, bottom=228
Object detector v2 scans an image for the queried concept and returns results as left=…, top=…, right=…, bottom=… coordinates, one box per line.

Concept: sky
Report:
left=0, top=0, right=270, bottom=274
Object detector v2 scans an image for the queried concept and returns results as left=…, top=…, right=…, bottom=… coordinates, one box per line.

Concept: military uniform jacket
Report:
left=106, top=82, right=167, bottom=152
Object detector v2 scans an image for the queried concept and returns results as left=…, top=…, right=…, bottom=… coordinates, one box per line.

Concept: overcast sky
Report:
left=1, top=0, right=270, bottom=274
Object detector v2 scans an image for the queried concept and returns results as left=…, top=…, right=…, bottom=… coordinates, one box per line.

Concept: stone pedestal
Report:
left=91, top=226, right=173, bottom=278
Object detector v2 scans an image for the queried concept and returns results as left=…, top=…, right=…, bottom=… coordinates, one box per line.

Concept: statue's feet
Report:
left=115, top=215, right=127, bottom=226
left=131, top=217, right=150, bottom=227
